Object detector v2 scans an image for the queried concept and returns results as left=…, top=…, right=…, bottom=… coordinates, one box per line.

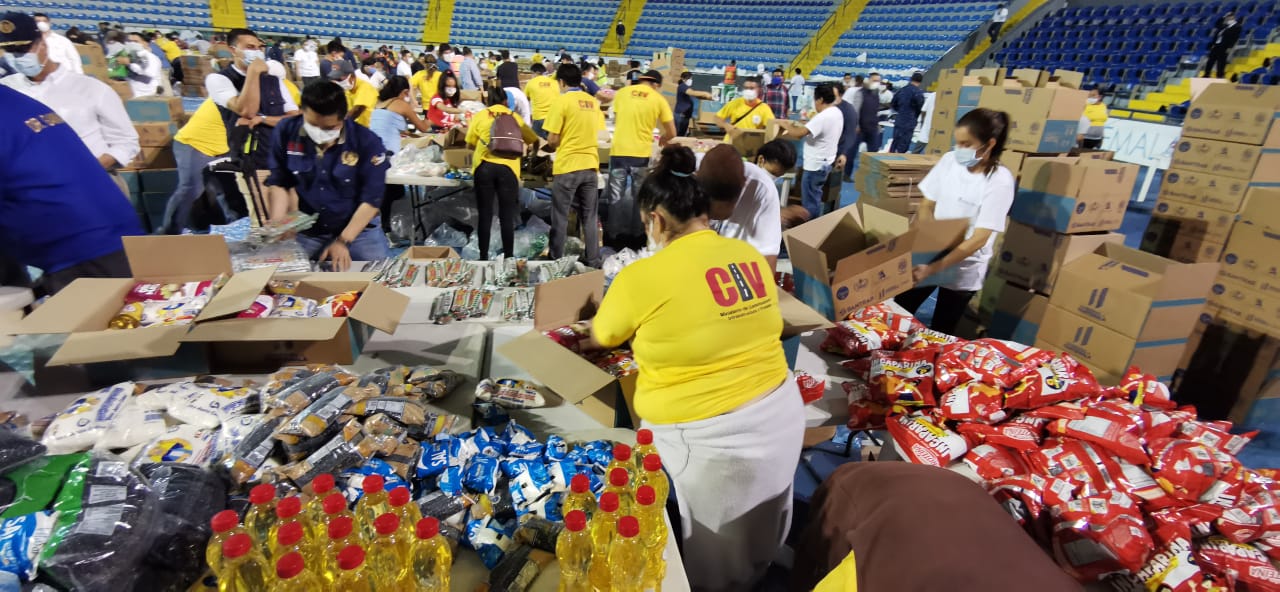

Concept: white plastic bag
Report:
left=41, top=382, right=134, bottom=454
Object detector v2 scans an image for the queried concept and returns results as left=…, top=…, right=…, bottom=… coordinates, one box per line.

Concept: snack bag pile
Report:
left=237, top=281, right=361, bottom=319
left=543, top=323, right=639, bottom=379
left=829, top=304, right=1279, bottom=589
left=107, top=278, right=225, bottom=329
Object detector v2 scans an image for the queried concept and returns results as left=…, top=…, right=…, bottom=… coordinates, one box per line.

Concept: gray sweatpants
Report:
left=550, top=168, right=601, bottom=267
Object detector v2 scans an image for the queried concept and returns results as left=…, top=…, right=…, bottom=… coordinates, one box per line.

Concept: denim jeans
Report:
left=801, top=164, right=832, bottom=220
left=159, top=141, right=231, bottom=234
left=531, top=119, right=547, bottom=139
left=551, top=169, right=601, bottom=267
left=602, top=156, right=649, bottom=250
left=295, top=225, right=391, bottom=263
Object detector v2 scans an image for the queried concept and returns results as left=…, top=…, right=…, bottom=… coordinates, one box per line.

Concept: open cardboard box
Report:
left=784, top=204, right=968, bottom=320
left=498, top=270, right=831, bottom=427
left=398, top=247, right=461, bottom=260
left=179, top=267, right=409, bottom=371
left=15, top=236, right=231, bottom=367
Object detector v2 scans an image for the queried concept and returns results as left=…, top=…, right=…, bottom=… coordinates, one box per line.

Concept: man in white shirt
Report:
left=293, top=39, right=321, bottom=87
left=789, top=68, right=806, bottom=113
left=698, top=144, right=782, bottom=272
left=989, top=3, right=1008, bottom=44
left=119, top=32, right=162, bottom=98
left=1, top=12, right=138, bottom=196
left=205, top=28, right=299, bottom=169
left=396, top=50, right=413, bottom=78
left=777, top=84, right=843, bottom=220
left=32, top=13, right=81, bottom=74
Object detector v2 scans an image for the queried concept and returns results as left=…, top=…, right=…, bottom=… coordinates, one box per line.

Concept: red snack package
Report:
left=795, top=372, right=825, bottom=405
left=316, top=291, right=359, bottom=318
left=1025, top=401, right=1088, bottom=421
left=988, top=473, right=1077, bottom=528
left=1004, top=354, right=1102, bottom=410
left=1114, top=459, right=1180, bottom=510
left=1218, top=490, right=1280, bottom=544
left=847, top=399, right=890, bottom=431
left=1046, top=416, right=1149, bottom=465
left=1252, top=536, right=1280, bottom=561
left=1115, top=366, right=1176, bottom=410
left=1195, top=535, right=1280, bottom=592
left=838, top=357, right=872, bottom=381
left=934, top=339, right=1054, bottom=393
left=544, top=322, right=591, bottom=354
left=821, top=318, right=892, bottom=357
left=1050, top=491, right=1155, bottom=580
left=938, top=381, right=1008, bottom=424
left=962, top=443, right=1029, bottom=482
left=1177, top=420, right=1257, bottom=456
left=1107, top=523, right=1205, bottom=592
left=901, top=328, right=961, bottom=351
left=1027, top=437, right=1129, bottom=497
left=1145, top=407, right=1197, bottom=441
left=1148, top=437, right=1238, bottom=503
left=868, top=348, right=938, bottom=407
left=124, top=282, right=186, bottom=303
left=957, top=415, right=1048, bottom=451
left=236, top=294, right=275, bottom=319
left=886, top=413, right=968, bottom=467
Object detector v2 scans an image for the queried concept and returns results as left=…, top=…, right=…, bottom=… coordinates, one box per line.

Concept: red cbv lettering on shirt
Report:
left=706, top=262, right=768, bottom=307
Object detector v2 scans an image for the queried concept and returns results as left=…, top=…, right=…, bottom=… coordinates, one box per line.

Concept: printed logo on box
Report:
left=1189, top=108, right=1203, bottom=120
left=836, top=286, right=849, bottom=300
left=1167, top=172, right=1181, bottom=183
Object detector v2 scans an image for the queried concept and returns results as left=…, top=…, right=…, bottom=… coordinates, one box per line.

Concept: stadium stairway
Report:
left=1132, top=42, right=1280, bottom=117
left=954, top=0, right=1049, bottom=70
left=789, top=0, right=872, bottom=78
left=421, top=0, right=456, bottom=44
left=599, top=0, right=646, bottom=56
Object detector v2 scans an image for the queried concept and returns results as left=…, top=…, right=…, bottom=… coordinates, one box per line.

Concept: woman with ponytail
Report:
left=587, top=145, right=804, bottom=592
left=899, top=107, right=1015, bottom=334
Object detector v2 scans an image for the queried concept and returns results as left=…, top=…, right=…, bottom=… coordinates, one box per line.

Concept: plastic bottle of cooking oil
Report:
left=563, top=474, right=597, bottom=519
left=606, top=443, right=635, bottom=483
left=207, top=509, right=247, bottom=575
left=322, top=516, right=358, bottom=584
left=273, top=550, right=323, bottom=592
left=332, top=545, right=373, bottom=592
left=588, top=492, right=621, bottom=591
left=217, top=533, right=272, bottom=592
left=609, top=515, right=645, bottom=592
left=403, top=517, right=452, bottom=592
left=270, top=521, right=320, bottom=576
left=354, top=475, right=393, bottom=541
left=604, top=467, right=635, bottom=518
left=302, top=473, right=336, bottom=539
left=635, top=454, right=670, bottom=510
left=367, top=513, right=410, bottom=587
left=387, top=486, right=423, bottom=540
left=633, top=429, right=658, bottom=470
left=556, top=510, right=592, bottom=592
left=268, top=496, right=315, bottom=558
left=635, top=485, right=668, bottom=592
left=243, top=484, right=278, bottom=559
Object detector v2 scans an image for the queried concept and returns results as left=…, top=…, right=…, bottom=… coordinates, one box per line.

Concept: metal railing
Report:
left=790, top=0, right=853, bottom=73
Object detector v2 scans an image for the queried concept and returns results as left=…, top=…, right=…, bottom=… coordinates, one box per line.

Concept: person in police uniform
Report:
left=265, top=80, right=390, bottom=271
left=0, top=84, right=143, bottom=294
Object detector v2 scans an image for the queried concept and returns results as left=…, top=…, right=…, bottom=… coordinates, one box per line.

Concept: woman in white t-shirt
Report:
left=896, top=107, right=1015, bottom=334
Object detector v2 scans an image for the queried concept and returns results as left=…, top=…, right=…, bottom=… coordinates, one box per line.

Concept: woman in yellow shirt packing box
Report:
left=587, top=145, right=805, bottom=592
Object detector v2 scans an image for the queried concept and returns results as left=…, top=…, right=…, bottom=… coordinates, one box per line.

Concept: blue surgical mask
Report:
left=5, top=52, right=46, bottom=79
left=771, top=76, right=783, bottom=86
left=953, top=146, right=983, bottom=168
left=241, top=49, right=265, bottom=64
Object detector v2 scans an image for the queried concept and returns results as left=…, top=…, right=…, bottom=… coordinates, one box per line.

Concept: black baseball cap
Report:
left=637, top=70, right=663, bottom=84
left=327, top=61, right=355, bottom=80
left=0, top=12, right=40, bottom=53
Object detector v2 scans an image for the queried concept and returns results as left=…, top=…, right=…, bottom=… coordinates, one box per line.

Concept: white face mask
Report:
left=442, top=52, right=454, bottom=60
left=36, top=21, right=51, bottom=33
left=303, top=122, right=341, bottom=144
left=869, top=81, right=882, bottom=90
left=305, top=43, right=317, bottom=51
left=645, top=218, right=664, bottom=253
left=241, top=49, right=265, bottom=64
left=5, top=52, right=45, bottom=79
left=740, top=89, right=758, bottom=102
left=402, top=95, right=412, bottom=104
left=1086, top=97, right=1100, bottom=105
left=337, top=78, right=354, bottom=91
left=445, top=87, right=457, bottom=97
left=953, top=146, right=984, bottom=168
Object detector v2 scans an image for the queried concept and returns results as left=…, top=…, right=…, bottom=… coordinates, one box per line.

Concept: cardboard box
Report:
left=126, top=146, right=177, bottom=170
left=1048, top=242, right=1217, bottom=341
left=76, top=44, right=107, bottom=69
left=14, top=236, right=231, bottom=366
left=458, top=89, right=482, bottom=102
left=125, top=96, right=185, bottom=123
left=134, top=122, right=175, bottom=147
left=1238, top=187, right=1280, bottom=230
left=784, top=204, right=968, bottom=320
left=399, top=247, right=461, bottom=260
left=1208, top=276, right=1280, bottom=338
left=442, top=148, right=472, bottom=170
left=1010, top=68, right=1049, bottom=88
left=1221, top=220, right=1280, bottom=301
left=108, top=80, right=133, bottom=102
left=988, top=282, right=1049, bottom=345
left=1141, top=214, right=1226, bottom=263
left=650, top=47, right=686, bottom=109
left=967, top=67, right=1005, bottom=86
left=995, top=221, right=1125, bottom=294
left=1157, top=168, right=1254, bottom=212
left=1181, top=84, right=1280, bottom=146
left=1011, top=157, right=1139, bottom=233
left=732, top=129, right=766, bottom=158
left=83, top=64, right=110, bottom=81
left=1169, top=136, right=1280, bottom=183
left=979, top=86, right=1087, bottom=153
left=1052, top=70, right=1084, bottom=89
left=1035, top=306, right=1187, bottom=381
left=1152, top=199, right=1238, bottom=243
left=180, top=270, right=408, bottom=371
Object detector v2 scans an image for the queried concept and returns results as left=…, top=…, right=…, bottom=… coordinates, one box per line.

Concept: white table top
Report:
left=386, top=173, right=465, bottom=187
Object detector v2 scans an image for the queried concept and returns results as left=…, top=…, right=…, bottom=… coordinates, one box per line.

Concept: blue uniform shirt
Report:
left=266, top=117, right=389, bottom=238
left=0, top=87, right=143, bottom=272
left=892, top=84, right=926, bottom=128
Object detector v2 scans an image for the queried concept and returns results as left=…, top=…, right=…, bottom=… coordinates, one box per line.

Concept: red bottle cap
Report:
left=609, top=467, right=629, bottom=488
left=636, top=485, right=656, bottom=507
left=311, top=473, right=335, bottom=495
left=416, top=517, right=441, bottom=539
left=599, top=492, right=620, bottom=512
left=570, top=474, right=590, bottom=494
left=636, top=429, right=653, bottom=445
left=248, top=484, right=275, bottom=505
left=323, top=492, right=348, bottom=515
left=388, top=486, right=411, bottom=508
left=210, top=510, right=239, bottom=533
left=275, top=496, right=302, bottom=519
left=277, top=521, right=304, bottom=547
left=564, top=510, right=588, bottom=532
left=276, top=551, right=305, bottom=580
left=617, top=515, right=640, bottom=538
left=337, top=545, right=365, bottom=571
left=221, top=533, right=253, bottom=559
left=363, top=475, right=385, bottom=494
left=328, top=516, right=354, bottom=540
left=643, top=454, right=663, bottom=473
left=374, top=513, right=400, bottom=535
left=613, top=443, right=632, bottom=462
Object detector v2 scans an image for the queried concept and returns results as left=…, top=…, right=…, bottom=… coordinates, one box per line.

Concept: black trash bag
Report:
left=138, top=463, right=228, bottom=584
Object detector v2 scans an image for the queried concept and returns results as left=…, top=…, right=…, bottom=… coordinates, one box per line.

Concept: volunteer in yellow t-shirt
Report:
left=588, top=144, right=802, bottom=592
left=329, top=61, right=377, bottom=127
left=410, top=65, right=442, bottom=109
left=604, top=70, right=676, bottom=249
left=544, top=63, right=605, bottom=267
left=157, top=98, right=233, bottom=234
left=466, top=85, right=539, bottom=260
left=522, top=63, right=560, bottom=138
left=715, top=76, right=775, bottom=142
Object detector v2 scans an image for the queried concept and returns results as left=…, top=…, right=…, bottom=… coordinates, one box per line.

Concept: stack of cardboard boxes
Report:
left=75, top=44, right=134, bottom=102
left=1142, top=84, right=1280, bottom=264
left=1205, top=189, right=1280, bottom=336
left=119, top=96, right=186, bottom=230
left=179, top=54, right=218, bottom=98
left=852, top=153, right=939, bottom=216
